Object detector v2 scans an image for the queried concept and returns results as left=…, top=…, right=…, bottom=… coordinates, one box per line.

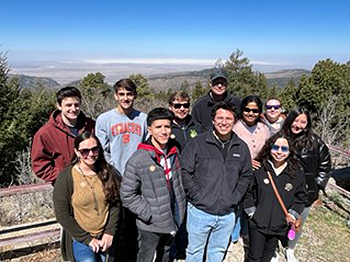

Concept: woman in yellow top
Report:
left=53, top=132, right=120, bottom=262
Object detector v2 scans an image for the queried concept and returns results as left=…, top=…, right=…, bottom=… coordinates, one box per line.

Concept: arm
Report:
left=289, top=172, right=308, bottom=218
left=99, top=200, right=121, bottom=252
left=243, top=174, right=257, bottom=217
left=181, top=139, right=201, bottom=202
left=316, top=139, right=332, bottom=190
left=31, top=132, right=59, bottom=182
left=95, top=116, right=113, bottom=165
left=120, top=158, right=152, bottom=222
left=53, top=168, right=92, bottom=245
left=191, top=104, right=202, bottom=128
left=232, top=147, right=253, bottom=205
left=104, top=200, right=121, bottom=236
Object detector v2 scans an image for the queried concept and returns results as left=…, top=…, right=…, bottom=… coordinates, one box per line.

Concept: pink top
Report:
left=233, top=120, right=271, bottom=160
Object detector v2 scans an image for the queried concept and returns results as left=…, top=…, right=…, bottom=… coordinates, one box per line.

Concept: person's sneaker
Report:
left=286, top=248, right=298, bottom=262
left=270, top=251, right=279, bottom=262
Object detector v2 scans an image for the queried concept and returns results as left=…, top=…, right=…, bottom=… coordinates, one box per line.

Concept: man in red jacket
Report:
left=31, top=86, right=95, bottom=183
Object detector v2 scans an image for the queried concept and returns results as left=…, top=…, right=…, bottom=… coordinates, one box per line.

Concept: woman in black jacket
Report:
left=244, top=132, right=307, bottom=262
left=281, top=107, right=331, bottom=262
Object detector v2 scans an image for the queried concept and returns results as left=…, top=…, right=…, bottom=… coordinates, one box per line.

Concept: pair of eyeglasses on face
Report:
left=172, top=103, right=190, bottom=109
left=244, top=107, right=260, bottom=114
left=79, top=146, right=100, bottom=157
left=265, top=105, right=281, bottom=110
left=271, top=145, right=289, bottom=152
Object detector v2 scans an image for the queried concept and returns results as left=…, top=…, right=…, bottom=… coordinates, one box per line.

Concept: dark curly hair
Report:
left=256, top=132, right=299, bottom=175
left=281, top=107, right=316, bottom=151
left=72, top=132, right=120, bottom=204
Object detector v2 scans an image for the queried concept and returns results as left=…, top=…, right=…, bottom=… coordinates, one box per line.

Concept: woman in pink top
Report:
left=233, top=95, right=271, bottom=170
left=230, top=95, right=271, bottom=251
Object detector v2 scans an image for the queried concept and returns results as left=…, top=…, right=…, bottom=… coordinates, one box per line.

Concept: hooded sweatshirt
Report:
left=31, top=110, right=95, bottom=182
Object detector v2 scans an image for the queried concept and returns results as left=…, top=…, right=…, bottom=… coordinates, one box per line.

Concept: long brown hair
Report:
left=72, top=132, right=120, bottom=204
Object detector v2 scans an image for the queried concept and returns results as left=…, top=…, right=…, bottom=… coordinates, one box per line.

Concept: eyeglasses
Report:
left=79, top=146, right=100, bottom=157
left=243, top=107, right=260, bottom=114
left=271, top=145, right=289, bottom=152
left=172, top=103, right=190, bottom=109
left=265, top=105, right=281, bottom=110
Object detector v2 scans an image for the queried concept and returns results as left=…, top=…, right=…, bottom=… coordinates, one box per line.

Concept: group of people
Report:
left=31, top=68, right=332, bottom=262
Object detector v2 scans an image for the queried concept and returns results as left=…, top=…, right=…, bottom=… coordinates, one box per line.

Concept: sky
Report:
left=1, top=0, right=350, bottom=84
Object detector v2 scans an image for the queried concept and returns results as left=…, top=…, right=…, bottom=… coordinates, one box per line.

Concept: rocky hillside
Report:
left=8, top=74, right=61, bottom=90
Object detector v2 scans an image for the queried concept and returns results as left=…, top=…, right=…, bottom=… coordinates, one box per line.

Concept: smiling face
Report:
left=211, top=77, right=228, bottom=97
left=169, top=98, right=190, bottom=121
left=74, top=137, right=100, bottom=168
left=57, top=96, right=81, bottom=126
left=265, top=99, right=282, bottom=123
left=242, top=102, right=260, bottom=126
left=148, top=119, right=172, bottom=150
left=291, top=113, right=308, bottom=135
left=270, top=137, right=290, bottom=167
left=115, top=87, right=136, bottom=114
left=212, top=108, right=235, bottom=140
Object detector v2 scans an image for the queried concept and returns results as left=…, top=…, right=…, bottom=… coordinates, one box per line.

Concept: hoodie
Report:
left=31, top=110, right=95, bottom=182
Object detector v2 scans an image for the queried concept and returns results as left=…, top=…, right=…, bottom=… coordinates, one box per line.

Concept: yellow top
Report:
left=71, top=166, right=109, bottom=236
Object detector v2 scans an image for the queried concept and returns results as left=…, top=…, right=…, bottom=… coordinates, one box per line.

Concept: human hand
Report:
left=286, top=213, right=296, bottom=225
left=98, top=233, right=113, bottom=252
left=89, top=238, right=100, bottom=253
left=251, top=159, right=261, bottom=170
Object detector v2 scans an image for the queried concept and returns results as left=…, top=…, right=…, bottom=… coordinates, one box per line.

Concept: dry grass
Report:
left=0, top=190, right=54, bottom=228
left=296, top=205, right=350, bottom=262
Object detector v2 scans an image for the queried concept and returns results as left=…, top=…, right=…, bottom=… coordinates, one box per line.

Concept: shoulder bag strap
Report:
left=267, top=170, right=289, bottom=218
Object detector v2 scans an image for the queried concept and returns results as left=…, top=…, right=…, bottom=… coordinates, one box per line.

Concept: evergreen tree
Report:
left=191, top=81, right=207, bottom=101
left=222, top=49, right=268, bottom=99
left=129, top=73, right=154, bottom=101
left=79, top=72, right=113, bottom=119
left=180, top=80, right=190, bottom=93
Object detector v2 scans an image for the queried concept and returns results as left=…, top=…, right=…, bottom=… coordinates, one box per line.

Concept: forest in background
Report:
left=0, top=49, right=349, bottom=186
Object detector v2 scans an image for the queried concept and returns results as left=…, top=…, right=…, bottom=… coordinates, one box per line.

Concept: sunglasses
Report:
left=172, top=103, right=190, bottom=109
left=79, top=146, right=100, bottom=157
left=265, top=105, right=281, bottom=110
left=244, top=107, right=260, bottom=114
left=271, top=145, right=289, bottom=152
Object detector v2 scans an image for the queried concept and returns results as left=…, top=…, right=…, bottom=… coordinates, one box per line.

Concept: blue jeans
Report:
left=186, top=202, right=235, bottom=262
left=72, top=239, right=106, bottom=262
left=288, top=206, right=311, bottom=249
left=231, top=205, right=248, bottom=243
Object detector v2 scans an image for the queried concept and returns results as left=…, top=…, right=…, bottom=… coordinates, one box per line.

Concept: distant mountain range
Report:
left=147, top=68, right=310, bottom=91
left=9, top=74, right=61, bottom=90
left=9, top=68, right=310, bottom=91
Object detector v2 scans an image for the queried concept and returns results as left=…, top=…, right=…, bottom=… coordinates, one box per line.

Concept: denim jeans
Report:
left=231, top=205, right=248, bottom=243
left=72, top=239, right=106, bottom=262
left=186, top=202, right=235, bottom=262
left=288, top=206, right=311, bottom=249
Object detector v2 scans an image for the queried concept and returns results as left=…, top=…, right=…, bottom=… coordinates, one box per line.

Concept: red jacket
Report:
left=31, top=110, right=95, bottom=182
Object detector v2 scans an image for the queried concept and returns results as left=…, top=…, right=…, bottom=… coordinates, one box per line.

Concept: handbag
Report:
left=266, top=170, right=302, bottom=236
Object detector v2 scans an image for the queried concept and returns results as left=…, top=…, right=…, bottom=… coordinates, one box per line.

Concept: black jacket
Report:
left=296, top=134, right=331, bottom=206
left=171, top=115, right=203, bottom=153
left=192, top=92, right=241, bottom=131
left=181, top=131, right=252, bottom=215
left=243, top=163, right=307, bottom=235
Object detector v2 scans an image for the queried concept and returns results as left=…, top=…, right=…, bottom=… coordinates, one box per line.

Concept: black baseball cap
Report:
left=210, top=68, right=228, bottom=82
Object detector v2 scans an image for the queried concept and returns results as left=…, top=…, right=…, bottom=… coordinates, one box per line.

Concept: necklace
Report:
left=213, top=131, right=230, bottom=148
left=77, top=164, right=100, bottom=215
